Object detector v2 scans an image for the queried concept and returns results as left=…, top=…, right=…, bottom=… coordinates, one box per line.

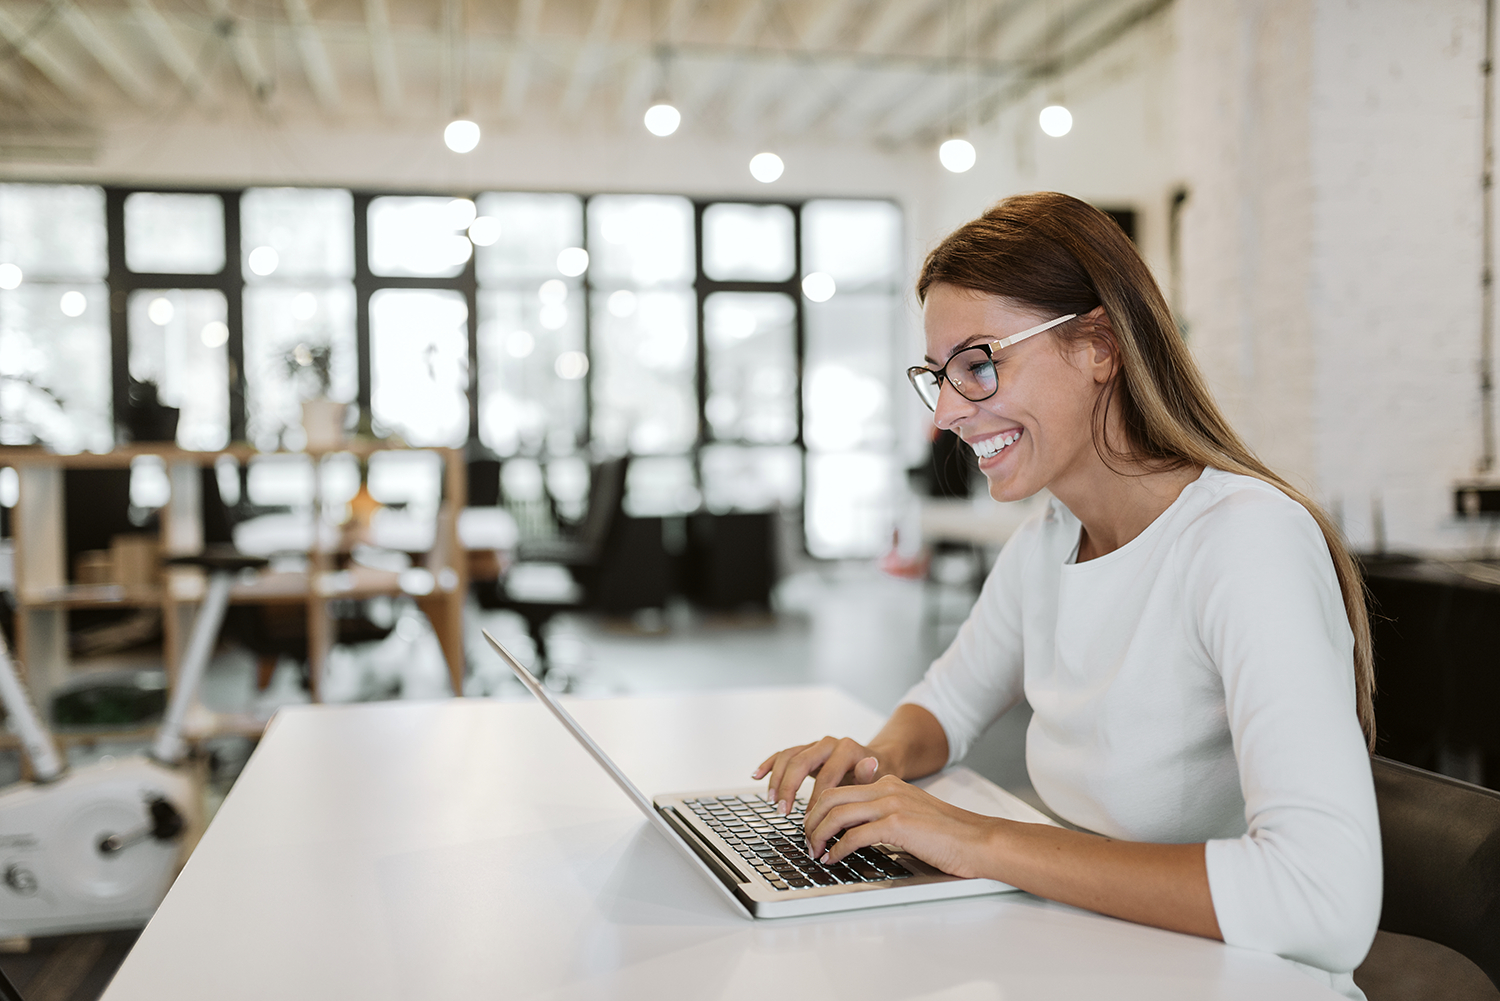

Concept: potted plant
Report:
left=282, top=341, right=344, bottom=451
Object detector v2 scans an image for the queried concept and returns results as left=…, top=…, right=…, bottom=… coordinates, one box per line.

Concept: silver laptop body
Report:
left=484, top=630, right=1014, bottom=918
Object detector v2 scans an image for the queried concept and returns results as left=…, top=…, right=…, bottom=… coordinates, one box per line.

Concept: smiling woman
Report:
left=757, top=193, right=1383, bottom=1001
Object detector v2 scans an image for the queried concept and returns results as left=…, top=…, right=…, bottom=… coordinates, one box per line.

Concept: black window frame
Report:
left=90, top=184, right=901, bottom=556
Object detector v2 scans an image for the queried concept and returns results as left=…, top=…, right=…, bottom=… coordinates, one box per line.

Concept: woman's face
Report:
left=922, top=284, right=1112, bottom=502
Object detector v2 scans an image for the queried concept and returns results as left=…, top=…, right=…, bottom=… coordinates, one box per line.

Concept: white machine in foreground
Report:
left=0, top=552, right=262, bottom=938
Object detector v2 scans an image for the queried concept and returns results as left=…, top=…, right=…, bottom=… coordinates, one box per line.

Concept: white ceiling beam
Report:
left=0, top=6, right=90, bottom=101
left=59, top=3, right=154, bottom=105
left=615, top=53, right=654, bottom=125
left=129, top=0, right=214, bottom=105
left=363, top=0, right=401, bottom=113
left=854, top=0, right=1035, bottom=141
left=205, top=0, right=275, bottom=103
left=665, top=0, right=698, bottom=40
left=502, top=0, right=545, bottom=115
left=777, top=0, right=947, bottom=136
left=679, top=0, right=772, bottom=120
left=616, top=0, right=700, bottom=127
left=283, top=0, right=340, bottom=110
left=870, top=73, right=955, bottom=143
left=622, top=0, right=697, bottom=124
left=725, top=0, right=858, bottom=131
left=830, top=68, right=935, bottom=140
left=0, top=56, right=26, bottom=99
left=975, top=0, right=1042, bottom=57
left=560, top=0, right=624, bottom=116
left=884, top=0, right=1154, bottom=144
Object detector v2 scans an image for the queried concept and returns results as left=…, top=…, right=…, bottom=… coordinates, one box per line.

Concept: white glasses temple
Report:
left=991, top=313, right=1078, bottom=350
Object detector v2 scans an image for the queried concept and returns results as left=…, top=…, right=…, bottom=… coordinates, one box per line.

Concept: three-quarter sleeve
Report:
left=898, top=515, right=1036, bottom=766
left=1189, top=492, right=1382, bottom=974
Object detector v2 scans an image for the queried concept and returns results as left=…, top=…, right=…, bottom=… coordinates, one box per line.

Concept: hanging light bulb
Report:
left=1039, top=105, right=1073, bottom=137
left=939, top=138, right=977, bottom=173
left=644, top=103, right=681, bottom=137
left=749, top=152, right=784, bottom=183
left=444, top=119, right=481, bottom=153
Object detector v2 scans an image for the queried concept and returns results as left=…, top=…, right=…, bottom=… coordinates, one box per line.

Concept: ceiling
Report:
left=0, top=0, right=1169, bottom=161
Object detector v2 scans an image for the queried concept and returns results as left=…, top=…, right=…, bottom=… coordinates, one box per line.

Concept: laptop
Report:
left=484, top=629, right=1040, bottom=918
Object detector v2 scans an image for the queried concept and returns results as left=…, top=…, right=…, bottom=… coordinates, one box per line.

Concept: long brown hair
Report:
left=918, top=192, right=1375, bottom=747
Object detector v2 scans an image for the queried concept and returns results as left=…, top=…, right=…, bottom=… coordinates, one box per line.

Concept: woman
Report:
left=756, top=193, right=1381, bottom=998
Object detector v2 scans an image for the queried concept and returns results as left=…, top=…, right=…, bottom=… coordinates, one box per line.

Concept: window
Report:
left=703, top=203, right=796, bottom=282
left=4, top=182, right=907, bottom=559
left=370, top=289, right=470, bottom=447
left=800, top=200, right=904, bottom=558
left=368, top=196, right=475, bottom=278
left=588, top=195, right=698, bottom=471
left=0, top=184, right=111, bottom=452
left=127, top=289, right=230, bottom=451
left=704, top=292, right=798, bottom=445
left=475, top=194, right=586, bottom=456
left=124, top=192, right=225, bottom=274
left=242, top=188, right=357, bottom=451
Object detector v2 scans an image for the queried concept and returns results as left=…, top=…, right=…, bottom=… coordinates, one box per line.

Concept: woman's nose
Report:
left=932, top=381, right=975, bottom=431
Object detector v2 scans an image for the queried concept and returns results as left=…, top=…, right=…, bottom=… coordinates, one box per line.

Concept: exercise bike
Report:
left=0, top=552, right=264, bottom=938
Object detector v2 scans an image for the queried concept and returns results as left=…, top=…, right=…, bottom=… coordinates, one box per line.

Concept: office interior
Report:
left=0, top=0, right=1496, bottom=998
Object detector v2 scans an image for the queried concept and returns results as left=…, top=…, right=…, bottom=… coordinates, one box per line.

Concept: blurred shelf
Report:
left=0, top=440, right=456, bottom=468
left=18, top=585, right=163, bottom=609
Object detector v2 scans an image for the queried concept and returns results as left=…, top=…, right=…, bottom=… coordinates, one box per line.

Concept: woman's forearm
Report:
left=867, top=703, right=950, bottom=781
left=984, top=821, right=1222, bottom=940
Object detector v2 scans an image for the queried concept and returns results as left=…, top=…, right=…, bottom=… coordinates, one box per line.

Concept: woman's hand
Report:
left=803, top=774, right=1000, bottom=878
left=808, top=775, right=1224, bottom=942
left=750, top=705, right=952, bottom=815
left=751, top=736, right=884, bottom=815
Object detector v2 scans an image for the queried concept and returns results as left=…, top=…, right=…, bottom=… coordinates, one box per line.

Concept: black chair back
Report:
left=572, top=457, right=628, bottom=563
left=1372, top=755, right=1500, bottom=989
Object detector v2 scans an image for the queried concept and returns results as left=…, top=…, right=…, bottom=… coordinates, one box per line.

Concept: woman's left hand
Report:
left=804, top=774, right=1002, bottom=879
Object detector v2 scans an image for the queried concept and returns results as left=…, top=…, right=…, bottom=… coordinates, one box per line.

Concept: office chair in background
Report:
left=480, top=457, right=631, bottom=681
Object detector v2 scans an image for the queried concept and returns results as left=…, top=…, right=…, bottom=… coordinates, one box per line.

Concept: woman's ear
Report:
left=1082, top=306, right=1118, bottom=384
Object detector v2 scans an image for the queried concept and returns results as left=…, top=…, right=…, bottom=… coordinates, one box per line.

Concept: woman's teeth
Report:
left=971, top=431, right=1021, bottom=459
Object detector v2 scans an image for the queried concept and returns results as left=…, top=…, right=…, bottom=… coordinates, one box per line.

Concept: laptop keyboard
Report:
left=683, top=794, right=913, bottom=891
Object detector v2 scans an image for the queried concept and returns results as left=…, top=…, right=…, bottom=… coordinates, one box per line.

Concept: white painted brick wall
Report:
left=1181, top=0, right=1492, bottom=553
left=1310, top=0, right=1487, bottom=552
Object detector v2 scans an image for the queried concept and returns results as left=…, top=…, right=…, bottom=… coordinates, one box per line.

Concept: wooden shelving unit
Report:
left=1, top=442, right=468, bottom=745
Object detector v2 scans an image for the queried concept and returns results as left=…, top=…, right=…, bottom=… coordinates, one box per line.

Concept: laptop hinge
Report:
left=659, top=805, right=749, bottom=891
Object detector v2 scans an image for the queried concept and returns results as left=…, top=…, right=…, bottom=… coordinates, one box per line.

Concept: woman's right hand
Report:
left=752, top=736, right=886, bottom=815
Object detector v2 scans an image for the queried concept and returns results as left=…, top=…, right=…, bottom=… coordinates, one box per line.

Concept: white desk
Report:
left=103, top=687, right=1343, bottom=1000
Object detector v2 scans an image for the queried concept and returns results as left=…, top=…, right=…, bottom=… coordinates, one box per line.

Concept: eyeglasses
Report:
left=906, top=313, right=1077, bottom=411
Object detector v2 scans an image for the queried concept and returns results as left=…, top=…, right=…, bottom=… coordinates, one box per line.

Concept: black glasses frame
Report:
left=904, top=313, right=1078, bottom=412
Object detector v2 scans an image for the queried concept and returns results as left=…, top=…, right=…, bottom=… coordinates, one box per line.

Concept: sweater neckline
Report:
left=1058, top=466, right=1216, bottom=571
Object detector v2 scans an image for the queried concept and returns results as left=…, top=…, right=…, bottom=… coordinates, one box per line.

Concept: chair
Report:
left=483, top=457, right=630, bottom=680
left=1368, top=755, right=1500, bottom=990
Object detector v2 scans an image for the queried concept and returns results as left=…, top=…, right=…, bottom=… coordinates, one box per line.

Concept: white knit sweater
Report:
left=902, top=468, right=1381, bottom=999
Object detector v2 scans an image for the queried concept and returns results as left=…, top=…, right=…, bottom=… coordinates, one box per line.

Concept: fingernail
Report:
left=778, top=800, right=789, bottom=815
left=820, top=852, right=830, bottom=864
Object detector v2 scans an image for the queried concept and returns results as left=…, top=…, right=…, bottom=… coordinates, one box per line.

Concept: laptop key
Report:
left=847, top=857, right=889, bottom=881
